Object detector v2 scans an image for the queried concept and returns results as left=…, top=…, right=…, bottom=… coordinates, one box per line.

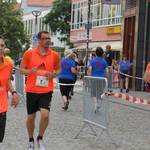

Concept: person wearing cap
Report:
left=144, top=62, right=150, bottom=91
left=0, top=36, right=19, bottom=143
left=88, top=47, right=109, bottom=113
left=58, top=49, right=83, bottom=110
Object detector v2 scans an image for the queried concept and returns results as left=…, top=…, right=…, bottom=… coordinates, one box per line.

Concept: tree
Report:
left=44, top=0, right=72, bottom=47
left=0, top=0, right=29, bottom=59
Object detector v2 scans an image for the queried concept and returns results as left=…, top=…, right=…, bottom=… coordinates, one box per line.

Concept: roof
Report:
left=27, top=0, right=53, bottom=7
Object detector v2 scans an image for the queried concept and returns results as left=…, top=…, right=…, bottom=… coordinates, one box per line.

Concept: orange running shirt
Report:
left=146, top=62, right=150, bottom=72
left=5, top=56, right=14, bottom=70
left=21, top=48, right=60, bottom=93
left=0, top=57, right=13, bottom=113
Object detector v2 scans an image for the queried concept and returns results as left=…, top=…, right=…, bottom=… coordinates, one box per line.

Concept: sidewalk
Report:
left=0, top=82, right=150, bottom=150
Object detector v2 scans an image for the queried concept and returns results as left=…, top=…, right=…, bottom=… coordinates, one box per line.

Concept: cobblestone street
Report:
left=1, top=88, right=150, bottom=150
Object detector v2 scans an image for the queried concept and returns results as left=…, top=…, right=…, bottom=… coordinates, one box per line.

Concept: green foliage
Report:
left=44, top=0, right=72, bottom=47
left=0, top=0, right=29, bottom=59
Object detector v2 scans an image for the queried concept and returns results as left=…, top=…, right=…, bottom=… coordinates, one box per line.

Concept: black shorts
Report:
left=0, top=112, right=6, bottom=143
left=26, top=92, right=53, bottom=114
left=59, top=78, right=74, bottom=99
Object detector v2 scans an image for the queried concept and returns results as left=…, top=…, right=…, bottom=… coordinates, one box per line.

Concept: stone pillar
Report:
left=133, top=0, right=147, bottom=91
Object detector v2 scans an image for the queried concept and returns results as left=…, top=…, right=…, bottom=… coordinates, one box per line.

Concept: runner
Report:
left=0, top=36, right=19, bottom=143
left=88, top=47, right=108, bottom=113
left=144, top=62, right=150, bottom=91
left=58, top=49, right=82, bottom=111
left=20, top=31, right=61, bottom=150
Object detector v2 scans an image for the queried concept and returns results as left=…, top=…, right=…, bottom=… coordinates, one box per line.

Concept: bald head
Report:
left=4, top=48, right=10, bottom=54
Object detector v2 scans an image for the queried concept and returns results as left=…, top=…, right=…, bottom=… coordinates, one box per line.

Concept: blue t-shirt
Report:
left=59, top=57, right=76, bottom=80
left=119, top=60, right=131, bottom=71
left=89, top=57, right=108, bottom=77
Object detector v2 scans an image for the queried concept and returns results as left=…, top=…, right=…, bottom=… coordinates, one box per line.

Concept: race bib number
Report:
left=35, top=76, right=49, bottom=87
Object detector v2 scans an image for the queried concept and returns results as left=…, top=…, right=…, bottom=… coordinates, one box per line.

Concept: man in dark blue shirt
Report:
left=104, top=45, right=114, bottom=91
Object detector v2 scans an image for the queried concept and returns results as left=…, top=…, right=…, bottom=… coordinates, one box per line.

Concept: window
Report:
left=71, top=0, right=122, bottom=30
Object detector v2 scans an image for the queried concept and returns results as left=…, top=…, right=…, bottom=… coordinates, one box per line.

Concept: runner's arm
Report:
left=144, top=70, right=150, bottom=83
left=87, top=66, right=92, bottom=76
left=7, top=80, right=19, bottom=108
left=71, top=67, right=83, bottom=76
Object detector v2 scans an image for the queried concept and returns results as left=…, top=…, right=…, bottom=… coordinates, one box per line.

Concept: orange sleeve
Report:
left=21, top=49, right=32, bottom=66
left=146, top=62, right=150, bottom=71
left=5, top=56, right=14, bottom=70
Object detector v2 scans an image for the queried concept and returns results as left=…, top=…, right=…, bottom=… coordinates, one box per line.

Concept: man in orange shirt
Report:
left=0, top=36, right=19, bottom=143
left=144, top=62, right=150, bottom=91
left=20, top=31, right=61, bottom=150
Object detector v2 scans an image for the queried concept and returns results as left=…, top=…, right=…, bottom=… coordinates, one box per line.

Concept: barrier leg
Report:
left=74, top=121, right=98, bottom=139
left=74, top=122, right=86, bottom=139
left=95, top=128, right=118, bottom=148
left=86, top=122, right=97, bottom=136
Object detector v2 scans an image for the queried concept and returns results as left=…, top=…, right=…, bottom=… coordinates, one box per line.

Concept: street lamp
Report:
left=85, top=0, right=92, bottom=75
left=32, top=10, right=41, bottom=34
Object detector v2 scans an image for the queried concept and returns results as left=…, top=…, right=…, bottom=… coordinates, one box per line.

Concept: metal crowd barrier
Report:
left=74, top=76, right=117, bottom=147
left=14, top=67, right=25, bottom=103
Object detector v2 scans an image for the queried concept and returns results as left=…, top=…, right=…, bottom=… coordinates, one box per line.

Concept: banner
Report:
left=101, top=0, right=120, bottom=5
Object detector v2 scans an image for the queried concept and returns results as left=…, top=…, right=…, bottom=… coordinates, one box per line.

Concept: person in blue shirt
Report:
left=88, top=47, right=109, bottom=113
left=118, top=55, right=132, bottom=93
left=88, top=47, right=108, bottom=77
left=59, top=49, right=82, bottom=110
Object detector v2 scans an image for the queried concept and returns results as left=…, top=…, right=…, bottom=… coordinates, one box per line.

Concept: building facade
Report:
left=21, top=0, right=65, bottom=48
left=70, top=0, right=123, bottom=55
left=123, top=0, right=150, bottom=90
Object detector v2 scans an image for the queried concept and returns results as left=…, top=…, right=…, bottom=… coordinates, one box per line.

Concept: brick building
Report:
left=123, top=0, right=150, bottom=90
left=70, top=0, right=123, bottom=59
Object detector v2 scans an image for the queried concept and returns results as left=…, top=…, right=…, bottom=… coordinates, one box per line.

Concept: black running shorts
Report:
left=59, top=78, right=74, bottom=100
left=0, top=112, right=6, bottom=143
left=26, top=92, right=53, bottom=114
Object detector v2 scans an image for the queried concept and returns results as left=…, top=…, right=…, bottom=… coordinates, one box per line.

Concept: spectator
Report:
left=118, top=55, right=132, bottom=93
left=83, top=48, right=95, bottom=67
left=104, top=45, right=114, bottom=91
left=112, top=60, right=119, bottom=88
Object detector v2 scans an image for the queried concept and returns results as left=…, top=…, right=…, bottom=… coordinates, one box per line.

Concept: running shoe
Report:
left=28, top=141, right=34, bottom=150
left=37, top=139, right=46, bottom=150
left=62, top=101, right=69, bottom=110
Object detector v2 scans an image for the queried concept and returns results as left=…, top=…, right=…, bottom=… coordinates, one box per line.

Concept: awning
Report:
left=74, top=41, right=122, bottom=51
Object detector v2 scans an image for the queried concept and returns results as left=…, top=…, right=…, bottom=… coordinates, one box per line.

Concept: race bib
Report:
left=35, top=76, right=49, bottom=87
